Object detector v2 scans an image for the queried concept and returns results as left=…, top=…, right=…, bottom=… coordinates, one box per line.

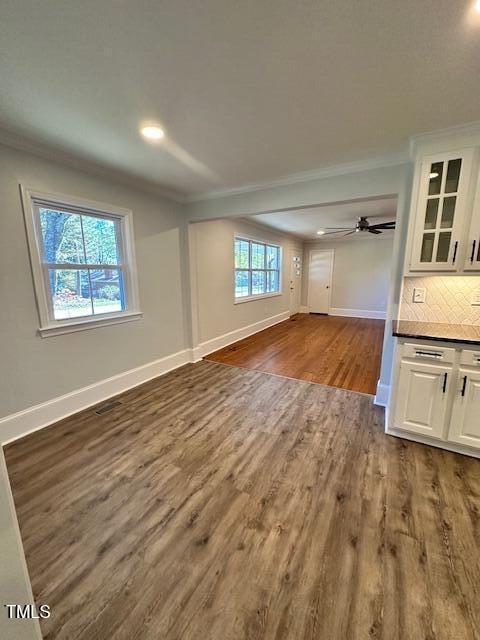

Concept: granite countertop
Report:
left=392, top=319, right=480, bottom=345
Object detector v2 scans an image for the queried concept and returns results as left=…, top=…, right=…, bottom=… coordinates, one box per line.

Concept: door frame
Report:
left=307, top=249, right=334, bottom=314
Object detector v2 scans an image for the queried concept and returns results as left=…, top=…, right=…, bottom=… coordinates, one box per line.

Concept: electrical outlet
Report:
left=471, top=289, right=480, bottom=306
left=413, top=287, right=426, bottom=303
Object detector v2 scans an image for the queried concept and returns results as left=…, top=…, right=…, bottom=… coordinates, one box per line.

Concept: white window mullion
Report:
left=21, top=186, right=141, bottom=335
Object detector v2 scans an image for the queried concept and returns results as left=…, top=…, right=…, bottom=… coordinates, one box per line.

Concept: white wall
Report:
left=191, top=218, right=303, bottom=345
left=0, top=449, right=41, bottom=640
left=0, top=143, right=187, bottom=424
left=302, top=235, right=394, bottom=318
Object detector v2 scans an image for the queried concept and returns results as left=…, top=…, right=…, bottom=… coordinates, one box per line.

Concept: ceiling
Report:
left=1, top=1, right=480, bottom=199
left=250, top=197, right=398, bottom=240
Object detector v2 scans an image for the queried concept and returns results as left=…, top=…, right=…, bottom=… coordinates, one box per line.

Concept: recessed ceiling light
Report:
left=429, top=172, right=439, bottom=179
left=140, top=125, right=165, bottom=141
left=475, top=0, right=480, bottom=13
left=316, top=230, right=325, bottom=235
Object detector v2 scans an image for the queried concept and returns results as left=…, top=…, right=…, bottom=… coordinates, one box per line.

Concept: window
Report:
left=234, top=237, right=281, bottom=300
left=22, top=188, right=141, bottom=336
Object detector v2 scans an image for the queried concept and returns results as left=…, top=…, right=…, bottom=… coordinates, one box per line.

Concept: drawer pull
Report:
left=461, top=375, right=467, bottom=397
left=442, top=372, right=448, bottom=393
left=415, top=350, right=442, bottom=359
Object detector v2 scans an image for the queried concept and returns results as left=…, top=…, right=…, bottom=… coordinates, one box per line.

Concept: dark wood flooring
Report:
left=205, top=314, right=385, bottom=395
left=5, top=361, right=480, bottom=640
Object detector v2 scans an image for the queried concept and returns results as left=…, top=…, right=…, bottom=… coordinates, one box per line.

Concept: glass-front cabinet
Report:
left=409, top=148, right=475, bottom=272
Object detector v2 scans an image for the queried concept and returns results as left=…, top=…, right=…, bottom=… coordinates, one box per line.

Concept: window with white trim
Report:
left=22, top=188, right=141, bottom=336
left=234, top=237, right=281, bottom=299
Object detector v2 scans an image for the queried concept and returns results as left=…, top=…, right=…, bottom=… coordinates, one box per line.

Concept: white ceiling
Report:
left=1, top=2, right=480, bottom=198
left=250, top=197, right=398, bottom=240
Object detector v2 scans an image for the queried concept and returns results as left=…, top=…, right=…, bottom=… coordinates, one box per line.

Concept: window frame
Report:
left=21, top=186, right=142, bottom=337
left=233, top=235, right=282, bottom=303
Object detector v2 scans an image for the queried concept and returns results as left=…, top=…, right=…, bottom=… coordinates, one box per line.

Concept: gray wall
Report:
left=302, top=235, right=394, bottom=314
left=192, top=218, right=302, bottom=343
left=0, top=143, right=187, bottom=420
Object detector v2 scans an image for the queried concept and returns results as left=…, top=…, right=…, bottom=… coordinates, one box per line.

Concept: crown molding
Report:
left=409, top=121, right=480, bottom=158
left=186, top=150, right=409, bottom=203
left=0, top=127, right=187, bottom=204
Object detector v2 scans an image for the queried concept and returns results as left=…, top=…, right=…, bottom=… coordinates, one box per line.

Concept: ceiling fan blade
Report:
left=369, top=221, right=396, bottom=230
left=322, top=229, right=354, bottom=235
left=323, top=227, right=353, bottom=230
left=368, top=228, right=382, bottom=234
left=342, top=230, right=356, bottom=236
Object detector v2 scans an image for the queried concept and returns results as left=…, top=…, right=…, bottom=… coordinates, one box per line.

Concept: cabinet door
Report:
left=394, top=361, right=452, bottom=438
left=448, top=369, right=480, bottom=448
left=464, top=169, right=480, bottom=271
left=410, top=149, right=474, bottom=272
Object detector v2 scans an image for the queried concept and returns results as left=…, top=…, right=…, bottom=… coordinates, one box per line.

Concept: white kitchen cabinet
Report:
left=394, top=360, right=452, bottom=439
left=409, top=148, right=475, bottom=272
left=448, top=368, right=480, bottom=447
left=389, top=341, right=480, bottom=456
left=463, top=168, right=480, bottom=271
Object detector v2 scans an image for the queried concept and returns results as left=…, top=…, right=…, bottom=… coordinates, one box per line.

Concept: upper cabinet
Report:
left=408, top=148, right=476, bottom=273
left=464, top=168, right=480, bottom=271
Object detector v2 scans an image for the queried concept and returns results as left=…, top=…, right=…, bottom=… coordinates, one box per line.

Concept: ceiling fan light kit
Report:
left=321, top=216, right=396, bottom=238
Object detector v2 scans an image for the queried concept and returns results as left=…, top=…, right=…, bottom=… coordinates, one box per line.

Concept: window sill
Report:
left=234, top=292, right=282, bottom=305
left=38, top=311, right=143, bottom=338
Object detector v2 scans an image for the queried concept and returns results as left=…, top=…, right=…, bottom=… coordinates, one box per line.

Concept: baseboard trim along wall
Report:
left=0, top=311, right=292, bottom=445
left=192, top=311, right=290, bottom=360
left=329, top=307, right=387, bottom=320
left=0, top=349, right=193, bottom=445
left=374, top=381, right=390, bottom=407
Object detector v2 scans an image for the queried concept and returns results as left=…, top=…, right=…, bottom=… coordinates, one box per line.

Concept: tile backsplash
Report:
left=400, top=276, right=480, bottom=325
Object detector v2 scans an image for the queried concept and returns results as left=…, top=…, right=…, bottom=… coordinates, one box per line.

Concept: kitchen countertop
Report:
left=392, top=319, right=480, bottom=345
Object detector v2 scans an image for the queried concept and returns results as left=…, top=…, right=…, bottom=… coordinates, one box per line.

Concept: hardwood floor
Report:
left=5, top=361, right=480, bottom=640
left=205, top=314, right=385, bottom=395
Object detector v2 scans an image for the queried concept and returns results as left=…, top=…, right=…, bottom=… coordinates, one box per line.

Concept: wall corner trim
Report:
left=374, top=381, right=390, bottom=407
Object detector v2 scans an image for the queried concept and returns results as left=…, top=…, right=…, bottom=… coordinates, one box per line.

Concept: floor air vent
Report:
left=95, top=400, right=122, bottom=415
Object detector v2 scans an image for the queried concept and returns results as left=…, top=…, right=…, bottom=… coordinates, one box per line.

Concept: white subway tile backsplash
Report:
left=400, top=276, right=480, bottom=325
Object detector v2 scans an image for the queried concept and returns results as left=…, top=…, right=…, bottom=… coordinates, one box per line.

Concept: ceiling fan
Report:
left=319, top=216, right=396, bottom=237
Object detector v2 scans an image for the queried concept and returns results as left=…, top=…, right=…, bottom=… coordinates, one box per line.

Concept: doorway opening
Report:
left=197, top=195, right=398, bottom=395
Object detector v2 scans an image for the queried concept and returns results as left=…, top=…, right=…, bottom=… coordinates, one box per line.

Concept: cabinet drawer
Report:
left=402, top=343, right=456, bottom=364
left=460, top=349, right=480, bottom=367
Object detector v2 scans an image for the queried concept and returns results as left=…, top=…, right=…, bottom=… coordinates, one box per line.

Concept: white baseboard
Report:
left=374, top=381, right=390, bottom=407
left=329, top=307, right=387, bottom=320
left=193, top=311, right=290, bottom=360
left=299, top=305, right=309, bottom=313
left=0, top=349, right=192, bottom=445
left=0, top=312, right=293, bottom=444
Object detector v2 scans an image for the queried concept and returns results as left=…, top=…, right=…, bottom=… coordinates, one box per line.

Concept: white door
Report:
left=394, top=360, right=452, bottom=439
left=289, top=254, right=302, bottom=314
left=307, top=250, right=333, bottom=313
left=448, top=368, right=480, bottom=448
